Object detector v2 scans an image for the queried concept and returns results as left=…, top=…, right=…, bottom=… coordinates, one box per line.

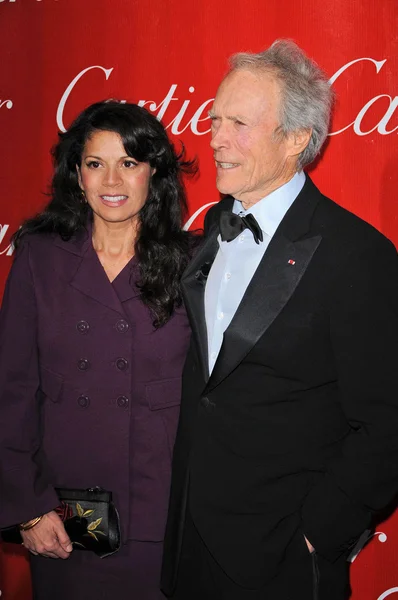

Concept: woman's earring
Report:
left=80, top=190, right=87, bottom=203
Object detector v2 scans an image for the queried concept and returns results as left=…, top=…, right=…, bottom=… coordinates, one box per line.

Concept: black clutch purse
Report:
left=1, top=486, right=121, bottom=558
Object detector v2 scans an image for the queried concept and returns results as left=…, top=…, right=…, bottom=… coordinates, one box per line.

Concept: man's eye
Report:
left=87, top=161, right=101, bottom=169
left=235, top=120, right=246, bottom=126
left=123, top=160, right=137, bottom=168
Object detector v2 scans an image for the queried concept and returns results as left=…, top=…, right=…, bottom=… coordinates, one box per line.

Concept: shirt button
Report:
left=117, top=395, right=129, bottom=408
left=115, top=319, right=129, bottom=333
left=77, top=395, right=90, bottom=408
left=77, top=358, right=90, bottom=371
left=116, top=358, right=128, bottom=371
left=225, top=272, right=231, bottom=281
left=217, top=312, right=224, bottom=320
left=211, top=352, right=217, bottom=360
left=238, top=235, right=244, bottom=243
left=76, top=320, right=89, bottom=334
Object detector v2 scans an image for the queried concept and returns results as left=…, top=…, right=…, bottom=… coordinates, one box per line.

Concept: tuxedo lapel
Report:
left=206, top=176, right=323, bottom=392
left=207, top=232, right=321, bottom=391
left=182, top=223, right=220, bottom=382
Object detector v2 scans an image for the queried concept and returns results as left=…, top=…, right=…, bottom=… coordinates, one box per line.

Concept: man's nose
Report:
left=210, top=124, right=229, bottom=151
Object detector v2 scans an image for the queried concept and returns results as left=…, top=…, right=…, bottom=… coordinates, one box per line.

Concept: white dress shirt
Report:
left=205, top=171, right=305, bottom=374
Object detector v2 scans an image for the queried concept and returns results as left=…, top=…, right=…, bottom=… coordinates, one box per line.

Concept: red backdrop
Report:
left=0, top=0, right=397, bottom=598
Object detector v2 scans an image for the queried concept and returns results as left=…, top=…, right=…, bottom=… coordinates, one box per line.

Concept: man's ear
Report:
left=289, top=128, right=312, bottom=157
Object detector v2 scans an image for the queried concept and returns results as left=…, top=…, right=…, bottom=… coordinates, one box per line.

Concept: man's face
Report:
left=210, top=69, right=298, bottom=205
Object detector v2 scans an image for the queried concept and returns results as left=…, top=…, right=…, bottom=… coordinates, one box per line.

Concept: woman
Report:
left=0, top=101, right=197, bottom=599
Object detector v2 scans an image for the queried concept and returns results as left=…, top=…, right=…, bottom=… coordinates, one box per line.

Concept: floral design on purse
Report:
left=55, top=501, right=105, bottom=547
left=54, top=487, right=121, bottom=557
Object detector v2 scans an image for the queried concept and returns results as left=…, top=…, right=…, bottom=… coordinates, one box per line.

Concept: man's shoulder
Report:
left=313, top=186, right=396, bottom=254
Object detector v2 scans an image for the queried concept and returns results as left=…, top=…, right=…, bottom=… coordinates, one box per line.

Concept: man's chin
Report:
left=215, top=179, right=238, bottom=197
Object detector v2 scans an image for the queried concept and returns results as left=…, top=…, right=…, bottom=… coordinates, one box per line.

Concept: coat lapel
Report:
left=53, top=224, right=130, bottom=316
left=182, top=222, right=220, bottom=382
left=112, top=258, right=142, bottom=304
left=206, top=176, right=323, bottom=392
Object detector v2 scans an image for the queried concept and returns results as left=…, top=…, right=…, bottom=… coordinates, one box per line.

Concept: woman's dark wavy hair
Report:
left=13, top=100, right=199, bottom=327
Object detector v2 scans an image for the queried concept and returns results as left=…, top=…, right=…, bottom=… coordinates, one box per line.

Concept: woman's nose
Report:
left=103, top=167, right=123, bottom=186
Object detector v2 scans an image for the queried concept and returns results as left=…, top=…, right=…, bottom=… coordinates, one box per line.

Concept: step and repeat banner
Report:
left=0, top=0, right=397, bottom=598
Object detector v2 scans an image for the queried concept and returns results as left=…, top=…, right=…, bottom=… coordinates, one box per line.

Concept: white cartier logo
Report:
left=56, top=57, right=398, bottom=137
left=0, top=99, right=13, bottom=110
left=348, top=529, right=387, bottom=563
left=0, top=225, right=14, bottom=256
left=56, top=66, right=213, bottom=136
left=378, top=589, right=398, bottom=599
left=329, top=57, right=398, bottom=136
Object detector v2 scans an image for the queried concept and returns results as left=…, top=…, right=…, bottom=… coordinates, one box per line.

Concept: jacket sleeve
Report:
left=301, top=234, right=398, bottom=562
left=0, top=240, right=59, bottom=527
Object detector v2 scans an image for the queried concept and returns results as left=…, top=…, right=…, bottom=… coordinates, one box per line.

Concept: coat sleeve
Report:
left=301, top=233, right=398, bottom=562
left=0, top=240, right=59, bottom=527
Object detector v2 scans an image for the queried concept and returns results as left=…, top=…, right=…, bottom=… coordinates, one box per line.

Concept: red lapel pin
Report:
left=288, top=259, right=296, bottom=265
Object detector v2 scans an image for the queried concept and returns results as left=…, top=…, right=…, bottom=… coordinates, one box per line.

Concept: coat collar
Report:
left=182, top=175, right=323, bottom=388
left=53, top=221, right=140, bottom=314
left=182, top=224, right=220, bottom=381
left=53, top=222, right=92, bottom=257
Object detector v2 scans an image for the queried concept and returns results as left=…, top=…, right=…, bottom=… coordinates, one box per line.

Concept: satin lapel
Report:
left=207, top=233, right=321, bottom=391
left=182, top=224, right=220, bottom=382
left=206, top=176, right=323, bottom=392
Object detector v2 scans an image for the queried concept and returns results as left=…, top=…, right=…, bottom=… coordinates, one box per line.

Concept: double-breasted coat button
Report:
left=116, top=358, right=128, bottom=371
left=77, top=395, right=90, bottom=408
left=115, top=319, right=129, bottom=333
left=76, top=320, right=90, bottom=334
left=117, top=396, right=129, bottom=408
left=77, top=358, right=90, bottom=371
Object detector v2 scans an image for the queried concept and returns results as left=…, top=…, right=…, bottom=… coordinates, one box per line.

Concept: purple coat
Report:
left=0, top=228, right=191, bottom=542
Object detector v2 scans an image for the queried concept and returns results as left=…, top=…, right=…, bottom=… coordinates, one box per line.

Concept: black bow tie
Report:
left=219, top=211, right=264, bottom=245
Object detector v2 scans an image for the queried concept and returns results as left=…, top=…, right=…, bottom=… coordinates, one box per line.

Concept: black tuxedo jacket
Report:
left=161, top=176, right=398, bottom=592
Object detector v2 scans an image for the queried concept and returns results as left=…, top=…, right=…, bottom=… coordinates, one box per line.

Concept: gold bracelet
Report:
left=19, top=516, right=43, bottom=531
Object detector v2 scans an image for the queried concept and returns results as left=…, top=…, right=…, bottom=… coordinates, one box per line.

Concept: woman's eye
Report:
left=123, top=160, right=137, bottom=168
left=87, top=161, right=101, bottom=169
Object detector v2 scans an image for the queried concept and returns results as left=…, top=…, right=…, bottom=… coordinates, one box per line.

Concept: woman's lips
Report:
left=100, top=195, right=128, bottom=207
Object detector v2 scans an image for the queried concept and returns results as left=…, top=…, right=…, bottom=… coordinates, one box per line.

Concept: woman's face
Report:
left=77, top=130, right=154, bottom=226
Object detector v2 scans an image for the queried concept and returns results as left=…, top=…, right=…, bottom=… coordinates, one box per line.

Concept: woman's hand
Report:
left=20, top=510, right=73, bottom=559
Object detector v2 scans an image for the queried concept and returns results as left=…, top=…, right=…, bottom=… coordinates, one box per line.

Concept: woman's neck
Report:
left=91, top=218, right=138, bottom=282
left=92, top=218, right=137, bottom=259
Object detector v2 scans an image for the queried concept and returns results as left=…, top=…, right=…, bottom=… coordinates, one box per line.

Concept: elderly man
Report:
left=161, top=40, right=398, bottom=600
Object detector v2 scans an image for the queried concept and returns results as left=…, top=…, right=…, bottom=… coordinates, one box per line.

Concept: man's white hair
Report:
left=229, top=39, right=334, bottom=169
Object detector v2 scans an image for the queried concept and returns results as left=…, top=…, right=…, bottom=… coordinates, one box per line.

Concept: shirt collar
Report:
left=232, top=171, right=306, bottom=238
